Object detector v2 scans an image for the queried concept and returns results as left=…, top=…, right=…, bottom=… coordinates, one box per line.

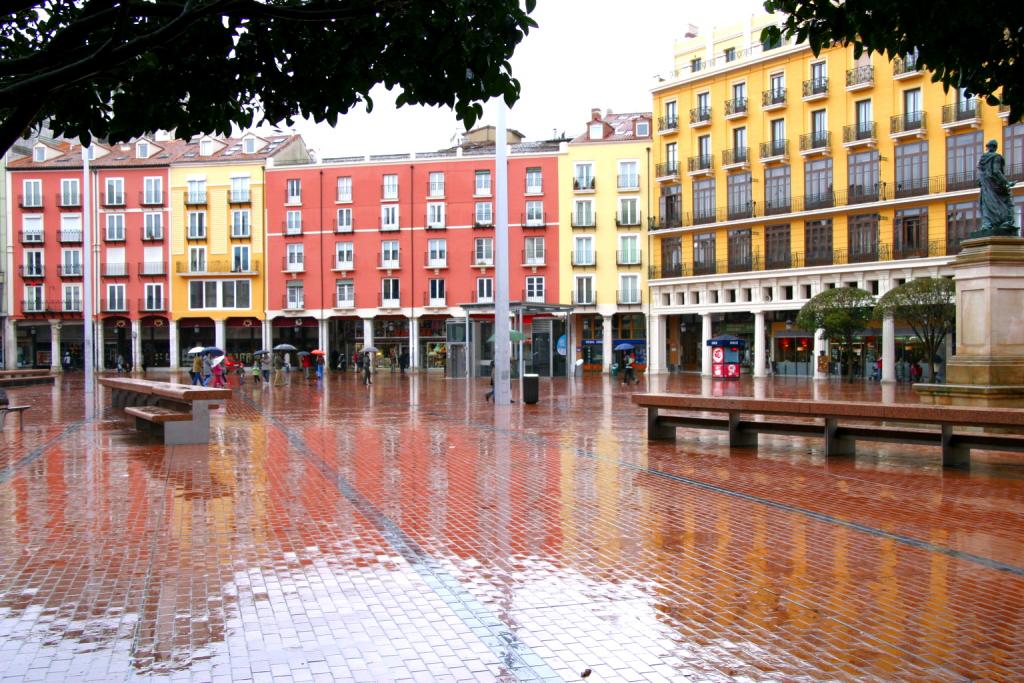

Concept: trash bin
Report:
left=522, top=373, right=539, bottom=404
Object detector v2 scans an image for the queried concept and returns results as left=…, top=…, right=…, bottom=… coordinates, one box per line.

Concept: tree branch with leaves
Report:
left=795, top=287, right=876, bottom=379
left=875, top=277, right=955, bottom=382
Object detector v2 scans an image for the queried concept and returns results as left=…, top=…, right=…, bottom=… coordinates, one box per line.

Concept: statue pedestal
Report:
left=916, top=236, right=1024, bottom=407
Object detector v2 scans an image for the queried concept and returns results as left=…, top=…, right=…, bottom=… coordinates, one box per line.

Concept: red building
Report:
left=6, top=137, right=187, bottom=369
left=265, top=128, right=564, bottom=374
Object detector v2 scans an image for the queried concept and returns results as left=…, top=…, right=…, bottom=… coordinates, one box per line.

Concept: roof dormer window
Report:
left=589, top=123, right=604, bottom=140
left=243, top=138, right=256, bottom=154
left=137, top=141, right=149, bottom=159
left=635, top=121, right=650, bottom=137
left=199, top=139, right=213, bottom=156
left=33, top=146, right=45, bottom=162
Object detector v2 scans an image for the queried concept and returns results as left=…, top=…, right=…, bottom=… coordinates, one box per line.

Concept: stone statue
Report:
left=976, top=139, right=1019, bottom=237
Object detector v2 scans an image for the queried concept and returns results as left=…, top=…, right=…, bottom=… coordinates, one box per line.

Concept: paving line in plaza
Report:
left=0, top=422, right=83, bottom=485
left=246, top=397, right=564, bottom=683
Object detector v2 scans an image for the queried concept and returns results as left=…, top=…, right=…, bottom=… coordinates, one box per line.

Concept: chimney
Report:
left=591, top=107, right=602, bottom=121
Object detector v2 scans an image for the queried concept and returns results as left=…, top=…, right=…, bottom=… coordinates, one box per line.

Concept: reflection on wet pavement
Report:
left=1, top=372, right=1023, bottom=681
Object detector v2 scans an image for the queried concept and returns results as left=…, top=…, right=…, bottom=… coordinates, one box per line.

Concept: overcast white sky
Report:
left=272, top=0, right=767, bottom=158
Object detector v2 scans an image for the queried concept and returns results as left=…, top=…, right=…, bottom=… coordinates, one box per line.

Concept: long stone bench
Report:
left=632, top=393, right=1024, bottom=468
left=0, top=369, right=56, bottom=387
left=99, top=377, right=231, bottom=445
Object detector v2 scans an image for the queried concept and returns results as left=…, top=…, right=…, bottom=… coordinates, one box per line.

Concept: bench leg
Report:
left=648, top=407, right=676, bottom=441
left=728, top=412, right=757, bottom=448
left=942, top=424, right=970, bottom=468
left=162, top=400, right=212, bottom=445
left=824, top=417, right=855, bottom=458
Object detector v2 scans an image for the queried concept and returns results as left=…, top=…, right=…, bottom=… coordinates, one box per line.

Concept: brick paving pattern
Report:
left=2, top=372, right=1023, bottom=681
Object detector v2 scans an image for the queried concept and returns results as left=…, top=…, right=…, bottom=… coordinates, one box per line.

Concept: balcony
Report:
left=571, top=251, right=597, bottom=268
left=103, top=263, right=130, bottom=277
left=571, top=216, right=596, bottom=230
left=175, top=259, right=260, bottom=275
left=799, top=131, right=831, bottom=156
left=521, top=250, right=545, bottom=267
left=764, top=196, right=792, bottom=216
left=890, top=111, right=927, bottom=139
left=724, top=97, right=748, bottom=118
left=521, top=212, right=546, bottom=228
left=422, top=293, right=447, bottom=308
left=58, top=264, right=82, bottom=277
left=692, top=209, right=718, bottom=226
left=942, top=100, right=980, bottom=129
left=946, top=170, right=978, bottom=192
left=21, top=229, right=44, bottom=244
left=893, top=240, right=940, bottom=261
left=425, top=253, right=448, bottom=269
left=230, top=226, right=251, bottom=240
left=425, top=215, right=446, bottom=230
left=523, top=289, right=545, bottom=303
left=334, top=296, right=355, bottom=310
left=759, top=139, right=788, bottom=163
left=379, top=220, right=400, bottom=232
left=334, top=219, right=353, bottom=233
left=102, top=298, right=129, bottom=313
left=616, top=212, right=642, bottom=228
left=140, top=261, right=166, bottom=276
left=762, top=88, right=787, bottom=110
left=473, top=220, right=494, bottom=229
left=647, top=214, right=682, bottom=231
left=282, top=220, right=303, bottom=236
left=804, top=249, right=833, bottom=267
left=726, top=202, right=755, bottom=221
left=842, top=122, right=877, bottom=147
left=282, top=257, right=305, bottom=273
left=380, top=186, right=398, bottom=201
left=104, top=230, right=126, bottom=243
left=617, top=290, right=643, bottom=306
left=285, top=193, right=303, bottom=205
left=690, top=106, right=712, bottom=127
left=893, top=54, right=921, bottom=79
left=282, top=294, right=305, bottom=310
left=847, top=182, right=885, bottom=205
left=472, top=257, right=493, bottom=268
left=58, top=193, right=81, bottom=208
left=693, top=259, right=717, bottom=276
left=140, top=191, right=164, bottom=207
left=845, top=65, right=874, bottom=90
left=59, top=229, right=83, bottom=243
left=22, top=299, right=46, bottom=314
left=184, top=191, right=207, bottom=206
left=186, top=229, right=207, bottom=241
left=142, top=229, right=164, bottom=241
left=19, top=266, right=45, bottom=279
left=573, top=177, right=595, bottom=192
left=655, top=162, right=679, bottom=180
left=617, top=174, right=640, bottom=190
left=59, top=300, right=83, bottom=313
left=101, top=192, right=125, bottom=207
left=334, top=259, right=354, bottom=272
left=658, top=115, right=679, bottom=133
left=427, top=181, right=445, bottom=198
left=378, top=294, right=401, bottom=309
left=228, top=190, right=251, bottom=204
left=140, top=298, right=166, bottom=312
left=801, top=77, right=828, bottom=100
left=18, top=194, right=43, bottom=209
left=616, top=250, right=642, bottom=266
left=687, top=154, right=713, bottom=176
left=805, top=191, right=835, bottom=211
left=648, top=263, right=686, bottom=279
left=998, top=102, right=1012, bottom=121
left=571, top=291, right=596, bottom=306
left=721, top=147, right=749, bottom=170
left=378, top=253, right=400, bottom=270
left=894, top=175, right=936, bottom=199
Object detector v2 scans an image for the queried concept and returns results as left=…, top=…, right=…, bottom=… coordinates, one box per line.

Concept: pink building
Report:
left=6, top=137, right=185, bottom=369
left=265, top=128, right=565, bottom=374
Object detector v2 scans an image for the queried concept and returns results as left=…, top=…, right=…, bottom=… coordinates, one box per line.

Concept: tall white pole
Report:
left=493, top=103, right=512, bottom=405
left=82, top=143, right=94, bottom=395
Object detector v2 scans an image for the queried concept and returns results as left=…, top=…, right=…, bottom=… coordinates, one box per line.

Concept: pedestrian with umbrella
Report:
left=312, top=350, right=326, bottom=380
left=210, top=355, right=226, bottom=387
left=200, top=351, right=213, bottom=386
left=190, top=349, right=203, bottom=385
left=299, top=350, right=312, bottom=379
left=361, top=346, right=378, bottom=385
left=255, top=350, right=271, bottom=384
left=614, top=342, right=637, bottom=385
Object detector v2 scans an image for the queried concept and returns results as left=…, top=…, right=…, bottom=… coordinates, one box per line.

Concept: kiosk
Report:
left=707, top=335, right=746, bottom=380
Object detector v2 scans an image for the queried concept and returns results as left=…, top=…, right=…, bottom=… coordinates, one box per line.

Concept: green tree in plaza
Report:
left=0, top=0, right=538, bottom=155
left=875, top=277, right=956, bottom=382
left=761, top=0, right=1024, bottom=122
left=795, top=287, right=875, bottom=379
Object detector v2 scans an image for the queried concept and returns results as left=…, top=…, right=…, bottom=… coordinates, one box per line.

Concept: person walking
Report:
left=116, top=353, right=126, bottom=375
left=362, top=352, right=373, bottom=385
left=272, top=353, right=285, bottom=386
left=191, top=353, right=203, bottom=385
left=283, top=354, right=292, bottom=375
left=315, top=354, right=325, bottom=381
left=260, top=353, right=271, bottom=383
left=622, top=353, right=637, bottom=385
left=201, top=353, right=213, bottom=386
left=338, top=352, right=347, bottom=372
left=301, top=353, right=311, bottom=379
left=399, top=349, right=409, bottom=375
left=62, top=351, right=72, bottom=372
left=211, top=359, right=225, bottom=387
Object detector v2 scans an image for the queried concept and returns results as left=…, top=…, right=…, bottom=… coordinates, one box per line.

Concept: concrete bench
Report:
left=99, top=377, right=231, bottom=445
left=632, top=393, right=1024, bottom=468
left=0, top=405, right=31, bottom=430
left=0, top=369, right=56, bottom=387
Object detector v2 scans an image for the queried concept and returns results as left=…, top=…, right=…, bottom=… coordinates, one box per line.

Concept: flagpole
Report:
left=81, top=142, right=94, bottom=399
left=493, top=102, right=512, bottom=405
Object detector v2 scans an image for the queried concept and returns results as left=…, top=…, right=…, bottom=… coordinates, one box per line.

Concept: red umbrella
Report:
left=311, top=349, right=326, bottom=355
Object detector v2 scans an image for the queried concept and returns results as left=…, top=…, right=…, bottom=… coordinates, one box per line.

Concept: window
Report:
left=428, top=279, right=446, bottom=305
left=286, top=282, right=304, bottom=308
left=189, top=281, right=218, bottom=309
left=337, top=176, right=353, bottom=202
left=105, top=247, right=125, bottom=278
left=804, top=157, right=834, bottom=209
left=222, top=280, right=251, bottom=309
left=427, top=202, right=446, bottom=229
left=848, top=150, right=880, bottom=203
left=947, top=201, right=980, bottom=255
left=810, top=60, right=826, bottom=85
left=199, top=139, right=213, bottom=156
left=805, top=218, right=834, bottom=266
left=526, top=276, right=545, bottom=302
left=525, top=200, right=544, bottom=226
left=106, top=283, right=126, bottom=311
left=665, top=142, right=678, bottom=173
left=573, top=163, right=594, bottom=191
left=336, top=207, right=353, bottom=232
left=231, top=210, right=251, bottom=237
left=474, top=238, right=493, bottom=265
left=24, top=285, right=44, bottom=312
left=619, top=234, right=640, bottom=264
left=771, top=118, right=785, bottom=144
left=286, top=243, right=304, bottom=271
left=770, top=72, right=785, bottom=97
left=63, top=284, right=82, bottom=312
left=635, top=120, right=649, bottom=137
left=475, top=170, right=492, bottom=196
left=336, top=241, right=354, bottom=269
left=244, top=138, right=257, bottom=154
left=903, top=88, right=922, bottom=125
left=381, top=240, right=400, bottom=268
left=232, top=245, right=250, bottom=273
left=848, top=213, right=879, bottom=261
left=589, top=123, right=604, bottom=140
left=726, top=229, right=753, bottom=272
left=765, top=165, right=791, bottom=214
left=732, top=127, right=747, bottom=155
left=188, top=211, right=206, bottom=239
left=61, top=178, right=80, bottom=206
left=619, top=275, right=640, bottom=304
left=690, top=57, right=702, bottom=72
left=574, top=235, right=595, bottom=265
left=659, top=184, right=682, bottom=227
left=573, top=200, right=594, bottom=227
left=660, top=236, right=682, bottom=276
left=23, top=249, right=44, bottom=277
left=382, top=174, right=399, bottom=200
left=947, top=131, right=983, bottom=189
left=143, top=177, right=162, bottom=204
left=428, top=171, right=445, bottom=197
left=22, top=179, right=42, bottom=207
left=524, top=236, right=545, bottom=265
left=696, top=91, right=710, bottom=118
left=143, top=283, right=163, bottom=311
left=895, top=141, right=929, bottom=197
left=381, top=204, right=399, bottom=230
left=1004, top=123, right=1024, bottom=176
left=697, top=135, right=711, bottom=165
left=427, top=239, right=447, bottom=267
left=231, top=176, right=250, bottom=202
left=894, top=207, right=929, bottom=257
left=693, top=233, right=716, bottom=274
left=855, top=99, right=873, bottom=137
left=189, top=246, right=206, bottom=272
left=618, top=160, right=639, bottom=189
left=105, top=178, right=124, bottom=205
left=810, top=110, right=827, bottom=147
left=22, top=214, right=43, bottom=242
left=724, top=47, right=737, bottom=62
left=665, top=101, right=678, bottom=127
left=336, top=279, right=354, bottom=307
left=105, top=214, right=125, bottom=241
left=574, top=276, right=594, bottom=305
left=286, top=178, right=302, bottom=203
left=727, top=172, right=752, bottom=219
left=475, top=202, right=493, bottom=226
left=187, top=179, right=206, bottom=203
left=525, top=167, right=543, bottom=194
left=286, top=210, right=302, bottom=235
left=60, top=214, right=81, bottom=242
left=33, top=146, right=45, bottom=162
left=381, top=278, right=400, bottom=306
left=143, top=213, right=163, bottom=240
left=142, top=246, right=163, bottom=274
left=61, top=248, right=82, bottom=276
left=618, top=198, right=639, bottom=226
left=476, top=277, right=493, bottom=303
left=693, top=178, right=716, bottom=222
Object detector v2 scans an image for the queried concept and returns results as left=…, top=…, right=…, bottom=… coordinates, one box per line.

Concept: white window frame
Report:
left=381, top=278, right=400, bottom=307
left=381, top=240, right=400, bottom=269
left=286, top=178, right=302, bottom=204
left=144, top=283, right=163, bottom=311
left=223, top=280, right=252, bottom=310
left=381, top=204, right=399, bottom=231
left=61, top=178, right=80, bottom=206
left=574, top=162, right=594, bottom=190
left=475, top=202, right=493, bottom=226
left=574, top=276, right=595, bottom=305
left=105, top=213, right=125, bottom=241
left=24, top=285, right=44, bottom=312
left=23, top=249, right=44, bottom=277
left=337, top=176, right=353, bottom=202
left=62, top=283, right=82, bottom=312
left=476, top=277, right=494, bottom=303
left=232, top=245, right=250, bottom=273
left=428, top=171, right=445, bottom=198
left=525, top=167, right=543, bottom=195
left=106, top=283, right=126, bottom=311
left=382, top=174, right=399, bottom=200
left=524, top=236, right=545, bottom=266
left=574, top=235, right=595, bottom=265
left=618, top=160, right=640, bottom=190
left=231, top=209, right=251, bottom=238
left=619, top=234, right=641, bottom=264
left=573, top=199, right=594, bottom=227
left=105, top=177, right=125, bottom=206
left=199, top=139, right=213, bottom=156
left=231, top=176, right=250, bottom=203
left=33, top=146, right=45, bottom=162
left=143, top=176, right=162, bottom=205
left=525, top=200, right=544, bottom=226
left=336, top=207, right=353, bottom=232
left=285, top=282, right=304, bottom=309
left=428, top=278, right=446, bottom=306
left=619, top=274, right=640, bottom=304
left=243, top=138, right=257, bottom=154
left=474, top=238, right=493, bottom=266
left=187, top=211, right=206, bottom=239
left=187, top=179, right=206, bottom=204
left=61, top=248, right=82, bottom=277
left=618, top=197, right=640, bottom=226
left=143, top=212, right=163, bottom=240
left=189, top=246, right=207, bottom=273
left=285, top=243, right=304, bottom=272
left=285, top=210, right=302, bottom=235
left=427, top=239, right=447, bottom=268
left=22, top=179, right=42, bottom=207
left=335, top=241, right=354, bottom=270
left=427, top=202, right=446, bottom=229
left=336, top=279, right=355, bottom=307
left=475, top=170, right=492, bottom=197
left=525, top=276, right=545, bottom=302
left=635, top=120, right=650, bottom=137
left=22, top=214, right=44, bottom=242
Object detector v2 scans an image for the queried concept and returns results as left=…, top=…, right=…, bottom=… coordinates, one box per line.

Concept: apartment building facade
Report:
left=558, top=109, right=652, bottom=372
left=647, top=16, right=1024, bottom=378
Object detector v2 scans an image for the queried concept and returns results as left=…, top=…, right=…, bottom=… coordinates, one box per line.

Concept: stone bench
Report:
left=0, top=369, right=55, bottom=388
left=99, top=377, right=231, bottom=445
left=0, top=405, right=31, bottom=430
left=632, top=393, right=1024, bottom=468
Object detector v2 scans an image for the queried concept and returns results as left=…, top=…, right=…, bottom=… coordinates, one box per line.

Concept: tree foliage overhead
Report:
left=876, top=277, right=955, bottom=380
left=795, top=287, right=875, bottom=378
left=0, top=0, right=538, bottom=155
left=762, top=0, right=1024, bottom=123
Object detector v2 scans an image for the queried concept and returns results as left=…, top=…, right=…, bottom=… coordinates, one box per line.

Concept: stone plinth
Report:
left=916, top=236, right=1024, bottom=407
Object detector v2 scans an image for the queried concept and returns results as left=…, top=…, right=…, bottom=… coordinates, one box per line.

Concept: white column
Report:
left=318, top=318, right=328, bottom=352
left=647, top=314, right=664, bottom=374
left=362, top=317, right=373, bottom=346
left=49, top=321, right=61, bottom=372
left=168, top=321, right=179, bottom=369
left=261, top=319, right=271, bottom=350
left=408, top=316, right=419, bottom=369
left=3, top=319, right=16, bottom=369
left=813, top=327, right=828, bottom=380
left=602, top=315, right=614, bottom=373
left=131, top=319, right=142, bottom=375
left=214, top=319, right=226, bottom=351
left=700, top=313, right=712, bottom=376
left=753, top=311, right=766, bottom=378
left=881, top=312, right=896, bottom=383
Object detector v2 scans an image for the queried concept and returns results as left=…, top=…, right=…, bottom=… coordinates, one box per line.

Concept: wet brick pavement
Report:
left=2, top=371, right=1024, bottom=682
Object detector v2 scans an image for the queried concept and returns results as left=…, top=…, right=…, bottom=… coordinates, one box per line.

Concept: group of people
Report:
left=189, top=351, right=227, bottom=387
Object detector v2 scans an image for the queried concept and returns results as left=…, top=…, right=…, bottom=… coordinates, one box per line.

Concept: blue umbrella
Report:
left=203, top=346, right=225, bottom=356
left=614, top=342, right=634, bottom=351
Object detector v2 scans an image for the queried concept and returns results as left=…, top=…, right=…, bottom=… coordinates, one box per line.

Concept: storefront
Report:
left=772, top=328, right=814, bottom=376
left=613, top=313, right=647, bottom=371
left=178, top=318, right=215, bottom=365
left=226, top=317, right=263, bottom=363
left=418, top=317, right=449, bottom=371
left=15, top=322, right=51, bottom=368
left=372, top=317, right=409, bottom=369
left=577, top=314, right=603, bottom=371
left=272, top=316, right=318, bottom=350
left=456, top=302, right=573, bottom=378
left=102, top=316, right=132, bottom=369
left=329, top=317, right=360, bottom=369
left=140, top=316, right=171, bottom=367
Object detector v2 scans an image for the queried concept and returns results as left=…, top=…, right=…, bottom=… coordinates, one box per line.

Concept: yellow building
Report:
left=168, top=133, right=309, bottom=367
left=647, top=15, right=1024, bottom=379
left=558, top=109, right=652, bottom=372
